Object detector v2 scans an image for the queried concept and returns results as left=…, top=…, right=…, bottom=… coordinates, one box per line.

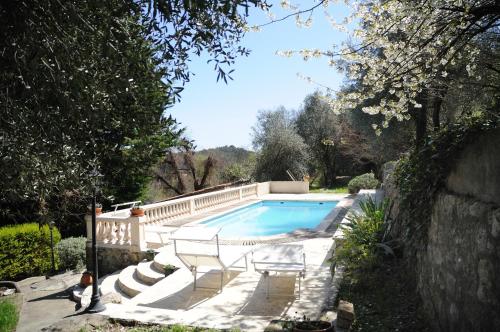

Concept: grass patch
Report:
left=309, top=175, right=351, bottom=194
left=336, top=259, right=431, bottom=332
left=309, top=186, right=348, bottom=194
left=79, top=321, right=238, bottom=332
left=0, top=299, right=19, bottom=332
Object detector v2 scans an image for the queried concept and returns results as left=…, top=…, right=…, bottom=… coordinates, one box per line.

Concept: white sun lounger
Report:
left=252, top=244, right=306, bottom=299
left=170, top=226, right=250, bottom=291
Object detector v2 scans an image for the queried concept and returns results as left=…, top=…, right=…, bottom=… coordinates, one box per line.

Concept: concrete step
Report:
left=153, top=247, right=183, bottom=272
left=117, top=266, right=149, bottom=298
left=136, top=261, right=164, bottom=285
left=71, top=284, right=89, bottom=304
left=100, top=270, right=131, bottom=304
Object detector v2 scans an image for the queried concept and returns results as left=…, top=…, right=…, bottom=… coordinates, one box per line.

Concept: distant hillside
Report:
left=196, top=145, right=254, bottom=165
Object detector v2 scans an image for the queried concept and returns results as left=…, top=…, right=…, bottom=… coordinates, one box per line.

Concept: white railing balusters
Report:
left=91, top=183, right=259, bottom=249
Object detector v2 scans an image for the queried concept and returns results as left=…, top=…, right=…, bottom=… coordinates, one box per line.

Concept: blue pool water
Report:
left=201, top=200, right=337, bottom=237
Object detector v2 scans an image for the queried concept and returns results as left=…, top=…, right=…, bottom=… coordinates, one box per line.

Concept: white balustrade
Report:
left=90, top=217, right=135, bottom=245
left=90, top=183, right=258, bottom=249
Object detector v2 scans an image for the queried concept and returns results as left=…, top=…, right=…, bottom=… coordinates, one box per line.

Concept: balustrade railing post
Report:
left=130, top=216, right=146, bottom=250
left=85, top=214, right=93, bottom=241
left=239, top=188, right=243, bottom=200
left=190, top=199, right=195, bottom=215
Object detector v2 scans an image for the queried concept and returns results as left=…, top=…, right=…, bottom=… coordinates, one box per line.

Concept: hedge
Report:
left=0, top=223, right=61, bottom=280
left=347, top=172, right=380, bottom=194
left=56, top=236, right=86, bottom=271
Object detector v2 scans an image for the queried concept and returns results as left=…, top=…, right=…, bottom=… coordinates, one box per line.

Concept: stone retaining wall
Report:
left=384, top=128, right=500, bottom=331
left=86, top=245, right=147, bottom=276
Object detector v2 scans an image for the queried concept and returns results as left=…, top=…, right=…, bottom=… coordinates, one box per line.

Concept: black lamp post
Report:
left=48, top=221, right=56, bottom=276
left=86, top=172, right=106, bottom=313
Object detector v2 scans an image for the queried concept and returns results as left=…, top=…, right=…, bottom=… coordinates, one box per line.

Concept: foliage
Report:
left=330, top=0, right=500, bottom=126
left=79, top=322, right=235, bottom=331
left=335, top=197, right=391, bottom=271
left=275, top=0, right=500, bottom=128
left=252, top=107, right=310, bottom=181
left=347, top=173, right=379, bottom=194
left=296, top=92, right=382, bottom=184
left=347, top=106, right=414, bottom=170
left=0, top=0, right=183, bottom=231
left=56, top=237, right=86, bottom=271
left=221, top=163, right=252, bottom=183
left=0, top=299, right=18, bottom=332
left=0, top=0, right=270, bottom=231
left=393, top=110, right=500, bottom=255
left=336, top=259, right=431, bottom=332
left=309, top=177, right=349, bottom=193
left=164, top=264, right=178, bottom=276
left=296, top=92, right=342, bottom=186
left=309, top=186, right=348, bottom=194
left=0, top=223, right=61, bottom=280
left=155, top=147, right=217, bottom=196
left=197, top=146, right=256, bottom=183
left=274, top=1, right=499, bottom=151
left=139, top=0, right=269, bottom=92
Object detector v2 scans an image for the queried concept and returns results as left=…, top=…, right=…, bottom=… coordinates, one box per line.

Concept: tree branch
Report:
left=256, top=0, right=326, bottom=28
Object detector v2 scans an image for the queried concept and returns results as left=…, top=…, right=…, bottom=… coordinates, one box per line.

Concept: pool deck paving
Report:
left=100, top=236, right=343, bottom=331
left=100, top=192, right=355, bottom=331
left=13, top=192, right=359, bottom=331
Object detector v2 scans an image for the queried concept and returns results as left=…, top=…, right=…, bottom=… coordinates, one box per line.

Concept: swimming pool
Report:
left=200, top=200, right=337, bottom=237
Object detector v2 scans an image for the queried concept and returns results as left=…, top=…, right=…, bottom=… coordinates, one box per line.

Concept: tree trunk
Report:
left=413, top=90, right=428, bottom=149
left=322, top=146, right=336, bottom=187
left=432, top=99, right=441, bottom=131
left=432, top=85, right=448, bottom=131
left=195, top=156, right=215, bottom=191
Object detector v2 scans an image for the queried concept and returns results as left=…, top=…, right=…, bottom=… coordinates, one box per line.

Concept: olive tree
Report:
left=252, top=107, right=309, bottom=181
left=0, top=0, right=269, bottom=231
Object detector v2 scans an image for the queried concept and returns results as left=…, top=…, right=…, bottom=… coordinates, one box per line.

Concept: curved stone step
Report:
left=117, top=266, right=149, bottom=298
left=100, top=270, right=131, bottom=303
left=153, top=248, right=182, bottom=272
left=136, top=261, right=164, bottom=285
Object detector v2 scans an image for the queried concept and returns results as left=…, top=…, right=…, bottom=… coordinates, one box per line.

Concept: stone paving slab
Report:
left=16, top=271, right=83, bottom=332
left=100, top=237, right=340, bottom=331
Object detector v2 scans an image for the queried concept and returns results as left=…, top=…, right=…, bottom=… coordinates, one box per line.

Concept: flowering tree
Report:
left=271, top=0, right=500, bottom=144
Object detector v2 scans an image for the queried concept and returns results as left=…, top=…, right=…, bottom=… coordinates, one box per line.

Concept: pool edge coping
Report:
left=178, top=194, right=353, bottom=244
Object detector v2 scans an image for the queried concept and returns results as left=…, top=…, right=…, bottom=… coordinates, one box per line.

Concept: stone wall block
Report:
left=446, top=128, right=500, bottom=205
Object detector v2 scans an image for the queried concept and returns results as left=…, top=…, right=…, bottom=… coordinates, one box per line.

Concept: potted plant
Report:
left=88, top=203, right=102, bottom=215
left=145, top=249, right=155, bottom=261
left=80, top=271, right=93, bottom=287
left=164, top=264, right=178, bottom=277
left=130, top=206, right=145, bottom=217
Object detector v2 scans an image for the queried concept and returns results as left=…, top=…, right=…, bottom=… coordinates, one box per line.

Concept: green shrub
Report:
left=347, top=172, right=380, bottom=194
left=0, top=299, right=18, bottom=332
left=0, top=223, right=61, bottom=280
left=335, top=197, right=392, bottom=271
left=56, top=236, right=86, bottom=271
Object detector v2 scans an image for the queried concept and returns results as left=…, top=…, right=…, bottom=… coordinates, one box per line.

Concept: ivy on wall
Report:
left=393, top=109, right=499, bottom=258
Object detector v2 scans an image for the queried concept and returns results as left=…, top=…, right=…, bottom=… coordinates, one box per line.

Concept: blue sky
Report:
left=168, top=1, right=351, bottom=150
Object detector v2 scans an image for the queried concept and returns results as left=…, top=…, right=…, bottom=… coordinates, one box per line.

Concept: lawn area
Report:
left=309, top=186, right=348, bottom=194
left=336, top=259, right=431, bottom=332
left=308, top=176, right=350, bottom=194
left=0, top=297, right=19, bottom=332
left=77, top=321, right=235, bottom=332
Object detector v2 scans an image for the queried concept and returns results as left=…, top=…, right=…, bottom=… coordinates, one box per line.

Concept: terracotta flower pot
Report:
left=95, top=207, right=102, bottom=215
left=131, top=208, right=145, bottom=217
left=80, top=271, right=93, bottom=287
